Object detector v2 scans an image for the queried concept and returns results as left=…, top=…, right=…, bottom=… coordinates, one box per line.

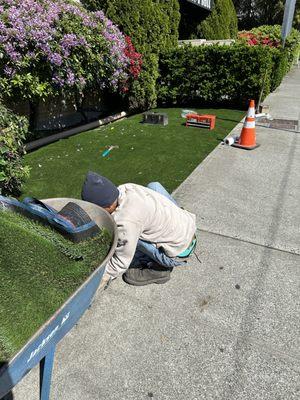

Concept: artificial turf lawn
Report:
left=21, top=107, right=244, bottom=199
left=0, top=210, right=111, bottom=363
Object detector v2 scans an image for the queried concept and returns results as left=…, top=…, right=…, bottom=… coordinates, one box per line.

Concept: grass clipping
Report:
left=0, top=210, right=111, bottom=363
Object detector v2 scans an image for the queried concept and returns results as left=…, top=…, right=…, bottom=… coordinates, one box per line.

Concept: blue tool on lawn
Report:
left=102, top=145, right=119, bottom=157
left=0, top=198, right=117, bottom=400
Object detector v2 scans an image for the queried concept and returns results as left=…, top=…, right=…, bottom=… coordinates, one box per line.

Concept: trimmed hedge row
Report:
left=0, top=101, right=29, bottom=196
left=247, top=26, right=300, bottom=90
left=157, top=44, right=297, bottom=107
left=238, top=26, right=300, bottom=92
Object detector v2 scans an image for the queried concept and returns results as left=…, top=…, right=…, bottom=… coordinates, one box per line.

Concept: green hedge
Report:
left=248, top=25, right=300, bottom=66
left=237, top=25, right=300, bottom=92
left=159, top=27, right=300, bottom=108
left=157, top=44, right=284, bottom=107
left=127, top=53, right=159, bottom=111
left=179, top=0, right=237, bottom=40
left=81, top=0, right=180, bottom=110
left=198, top=0, right=238, bottom=39
left=270, top=48, right=290, bottom=91
left=82, top=0, right=180, bottom=53
left=0, top=101, right=29, bottom=196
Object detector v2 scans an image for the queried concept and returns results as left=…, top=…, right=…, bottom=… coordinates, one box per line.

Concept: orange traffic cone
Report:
left=232, top=100, right=260, bottom=150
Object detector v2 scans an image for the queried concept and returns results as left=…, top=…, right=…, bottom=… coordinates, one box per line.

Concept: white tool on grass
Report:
left=181, top=109, right=196, bottom=118
left=102, top=145, right=119, bottom=157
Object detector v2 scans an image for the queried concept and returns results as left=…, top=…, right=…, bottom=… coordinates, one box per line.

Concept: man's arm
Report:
left=105, top=220, right=142, bottom=278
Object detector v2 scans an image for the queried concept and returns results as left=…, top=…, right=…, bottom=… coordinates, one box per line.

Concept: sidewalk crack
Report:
left=197, top=228, right=300, bottom=257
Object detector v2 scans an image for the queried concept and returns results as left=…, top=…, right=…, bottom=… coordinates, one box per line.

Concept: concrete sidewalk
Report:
left=13, top=68, right=300, bottom=399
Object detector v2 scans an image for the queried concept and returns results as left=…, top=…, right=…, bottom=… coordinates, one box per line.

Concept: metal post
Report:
left=281, top=0, right=297, bottom=48
left=257, top=69, right=268, bottom=113
left=39, top=346, right=56, bottom=400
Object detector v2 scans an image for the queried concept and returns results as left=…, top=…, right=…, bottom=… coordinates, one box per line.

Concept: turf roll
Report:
left=0, top=210, right=111, bottom=363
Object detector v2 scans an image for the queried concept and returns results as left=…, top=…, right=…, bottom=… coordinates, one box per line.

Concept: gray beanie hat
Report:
left=81, top=171, right=119, bottom=208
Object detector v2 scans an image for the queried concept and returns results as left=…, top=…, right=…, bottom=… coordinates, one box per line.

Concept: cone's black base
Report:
left=232, top=143, right=260, bottom=150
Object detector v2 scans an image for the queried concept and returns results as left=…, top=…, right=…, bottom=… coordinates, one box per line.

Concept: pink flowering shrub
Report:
left=124, top=36, right=143, bottom=80
left=0, top=0, right=141, bottom=103
left=238, top=25, right=300, bottom=51
left=238, top=31, right=280, bottom=48
left=237, top=25, right=300, bottom=93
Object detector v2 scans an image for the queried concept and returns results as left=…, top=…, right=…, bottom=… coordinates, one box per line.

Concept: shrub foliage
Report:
left=0, top=101, right=29, bottom=196
left=233, top=0, right=300, bottom=31
left=0, top=0, right=141, bottom=130
left=179, top=0, right=238, bottom=40
left=238, top=25, right=300, bottom=90
left=158, top=25, right=300, bottom=107
left=198, top=0, right=238, bottom=39
left=157, top=41, right=298, bottom=107
left=81, top=0, right=180, bottom=110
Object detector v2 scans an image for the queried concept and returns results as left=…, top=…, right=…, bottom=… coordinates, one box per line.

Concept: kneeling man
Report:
left=82, top=171, right=196, bottom=286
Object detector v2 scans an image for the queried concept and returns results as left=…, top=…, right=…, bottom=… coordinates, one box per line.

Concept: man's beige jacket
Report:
left=105, top=183, right=196, bottom=278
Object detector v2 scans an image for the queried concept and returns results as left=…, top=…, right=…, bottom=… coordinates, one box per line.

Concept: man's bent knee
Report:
left=147, top=182, right=162, bottom=191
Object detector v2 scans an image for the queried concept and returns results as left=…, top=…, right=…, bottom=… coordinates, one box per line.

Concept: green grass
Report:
left=0, top=210, right=111, bottom=363
left=2, top=107, right=243, bottom=362
left=21, top=108, right=244, bottom=199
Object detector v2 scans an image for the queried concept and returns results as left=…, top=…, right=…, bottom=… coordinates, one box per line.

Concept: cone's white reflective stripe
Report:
left=247, top=107, right=255, bottom=118
left=244, top=120, right=256, bottom=129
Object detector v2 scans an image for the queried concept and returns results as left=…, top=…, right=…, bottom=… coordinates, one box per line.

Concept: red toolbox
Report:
left=186, top=114, right=216, bottom=130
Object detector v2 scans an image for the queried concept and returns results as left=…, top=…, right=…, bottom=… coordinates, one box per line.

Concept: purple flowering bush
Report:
left=0, top=0, right=134, bottom=120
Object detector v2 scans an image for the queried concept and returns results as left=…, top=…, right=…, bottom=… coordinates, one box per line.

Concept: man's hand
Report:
left=99, top=273, right=112, bottom=292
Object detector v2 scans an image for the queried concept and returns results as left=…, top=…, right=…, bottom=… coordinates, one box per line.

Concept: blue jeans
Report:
left=130, top=182, right=187, bottom=269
